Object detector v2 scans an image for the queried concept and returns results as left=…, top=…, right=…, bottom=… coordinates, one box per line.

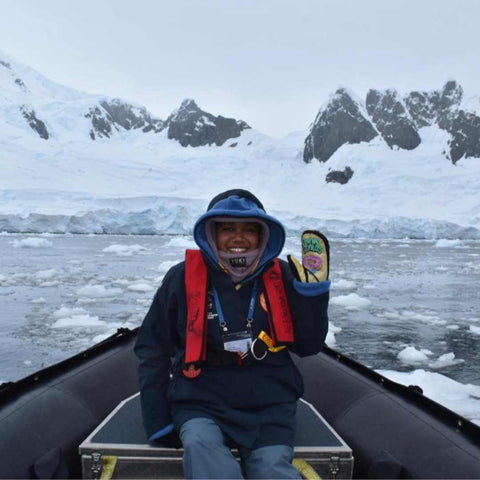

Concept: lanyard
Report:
left=211, top=280, right=258, bottom=335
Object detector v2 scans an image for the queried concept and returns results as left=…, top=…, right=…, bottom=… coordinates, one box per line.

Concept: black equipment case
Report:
left=79, top=393, right=353, bottom=479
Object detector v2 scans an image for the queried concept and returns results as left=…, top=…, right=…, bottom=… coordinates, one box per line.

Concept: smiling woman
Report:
left=134, top=188, right=331, bottom=479
left=215, top=221, right=261, bottom=253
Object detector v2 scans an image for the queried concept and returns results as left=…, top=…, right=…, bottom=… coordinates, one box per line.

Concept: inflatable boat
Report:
left=1, top=327, right=480, bottom=479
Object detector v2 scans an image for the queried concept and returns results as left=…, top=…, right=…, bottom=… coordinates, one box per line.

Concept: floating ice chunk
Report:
left=165, top=237, right=196, bottom=248
left=330, top=293, right=371, bottom=310
left=23, top=360, right=32, bottom=366
left=77, top=284, right=122, bottom=297
left=128, top=283, right=154, bottom=292
left=446, top=324, right=460, bottom=330
left=325, top=331, right=336, bottom=347
left=52, top=306, right=87, bottom=318
left=332, top=279, right=355, bottom=290
left=329, top=322, right=342, bottom=334
left=39, top=281, right=60, bottom=287
left=377, top=369, right=480, bottom=426
left=12, top=238, right=53, bottom=248
left=52, top=314, right=106, bottom=328
left=469, top=325, right=480, bottom=335
left=30, top=297, right=47, bottom=304
left=429, top=352, right=464, bottom=369
left=102, top=244, right=146, bottom=256
left=397, top=310, right=446, bottom=325
left=158, top=260, right=179, bottom=272
left=397, top=346, right=432, bottom=365
left=35, top=269, right=58, bottom=280
left=435, top=239, right=464, bottom=248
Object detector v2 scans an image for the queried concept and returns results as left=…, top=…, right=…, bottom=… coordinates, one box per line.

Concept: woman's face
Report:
left=215, top=221, right=260, bottom=253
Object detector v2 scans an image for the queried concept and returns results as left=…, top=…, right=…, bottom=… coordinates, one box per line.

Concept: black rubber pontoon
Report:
left=1, top=328, right=480, bottom=479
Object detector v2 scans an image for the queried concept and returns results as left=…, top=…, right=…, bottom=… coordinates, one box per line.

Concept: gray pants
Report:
left=180, top=417, right=301, bottom=479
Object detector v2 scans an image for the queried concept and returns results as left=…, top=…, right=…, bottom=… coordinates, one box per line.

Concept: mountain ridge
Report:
left=1, top=50, right=480, bottom=239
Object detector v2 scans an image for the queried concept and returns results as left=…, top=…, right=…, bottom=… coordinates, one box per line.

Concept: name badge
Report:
left=223, top=331, right=252, bottom=354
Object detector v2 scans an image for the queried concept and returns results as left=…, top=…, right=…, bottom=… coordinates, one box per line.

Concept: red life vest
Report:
left=184, top=249, right=294, bottom=368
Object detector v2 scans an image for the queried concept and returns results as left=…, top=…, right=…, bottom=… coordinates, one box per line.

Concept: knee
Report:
left=245, top=445, right=298, bottom=479
left=180, top=418, right=224, bottom=451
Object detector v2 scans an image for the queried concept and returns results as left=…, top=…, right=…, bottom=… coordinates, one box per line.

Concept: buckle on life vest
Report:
left=258, top=331, right=287, bottom=353
left=182, top=364, right=202, bottom=378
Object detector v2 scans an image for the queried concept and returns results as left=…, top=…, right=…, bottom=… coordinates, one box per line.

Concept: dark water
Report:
left=0, top=234, right=479, bottom=388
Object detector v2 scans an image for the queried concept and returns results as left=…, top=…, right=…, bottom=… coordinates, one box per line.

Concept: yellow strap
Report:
left=292, top=458, right=322, bottom=479
left=258, top=331, right=286, bottom=353
left=100, top=456, right=118, bottom=480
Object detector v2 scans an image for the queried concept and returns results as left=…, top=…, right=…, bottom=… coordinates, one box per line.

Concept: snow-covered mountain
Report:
left=0, top=50, right=248, bottom=147
left=1, top=49, right=480, bottom=239
left=304, top=81, right=480, bottom=164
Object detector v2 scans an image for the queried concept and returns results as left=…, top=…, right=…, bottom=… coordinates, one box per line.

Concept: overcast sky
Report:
left=1, top=0, right=479, bottom=137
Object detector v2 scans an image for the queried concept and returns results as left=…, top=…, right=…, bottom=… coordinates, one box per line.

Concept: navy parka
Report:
left=135, top=190, right=330, bottom=449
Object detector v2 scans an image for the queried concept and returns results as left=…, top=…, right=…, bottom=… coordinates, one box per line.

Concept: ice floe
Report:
left=331, top=279, right=356, bottom=290
left=330, top=293, right=371, bottom=310
left=397, top=346, right=433, bottom=364
left=325, top=322, right=342, bottom=347
left=377, top=368, right=480, bottom=426
left=127, top=282, right=154, bottom=292
left=30, top=297, right=46, bottom=304
left=435, top=239, right=464, bottom=248
left=158, top=260, right=179, bottom=272
left=76, top=284, right=123, bottom=298
left=397, top=346, right=464, bottom=369
left=52, top=314, right=106, bottom=328
left=102, top=244, right=147, bottom=256
left=429, top=352, right=464, bottom=369
left=165, top=237, right=196, bottom=248
left=12, top=237, right=53, bottom=248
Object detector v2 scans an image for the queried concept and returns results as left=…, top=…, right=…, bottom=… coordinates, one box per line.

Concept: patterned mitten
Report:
left=288, top=230, right=329, bottom=282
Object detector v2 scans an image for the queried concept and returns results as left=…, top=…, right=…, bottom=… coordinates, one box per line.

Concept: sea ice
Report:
left=127, top=282, right=154, bottom=292
left=377, top=368, right=480, bottom=426
left=429, top=352, right=464, bottom=369
left=158, top=260, right=178, bottom=272
left=52, top=306, right=88, bottom=318
left=30, top=297, right=46, bottom=304
left=76, top=284, right=123, bottom=298
left=397, top=346, right=432, bottom=365
left=469, top=325, right=480, bottom=335
left=102, top=244, right=147, bottom=256
left=435, top=239, right=464, bottom=248
left=35, top=269, right=58, bottom=280
left=330, top=293, right=371, bottom=310
left=325, top=331, right=336, bottom=347
left=165, top=237, right=196, bottom=248
left=52, top=314, right=106, bottom=328
left=12, top=237, right=53, bottom=248
left=332, top=279, right=356, bottom=290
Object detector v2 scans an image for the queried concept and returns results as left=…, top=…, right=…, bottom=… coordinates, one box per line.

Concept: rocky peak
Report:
left=404, top=91, right=437, bottom=128
left=20, top=105, right=49, bottom=140
left=438, top=80, right=463, bottom=111
left=85, top=99, right=164, bottom=140
left=366, top=88, right=421, bottom=150
left=403, top=81, right=479, bottom=163
left=0, top=59, right=12, bottom=69
left=303, top=88, right=378, bottom=163
left=165, top=99, right=250, bottom=147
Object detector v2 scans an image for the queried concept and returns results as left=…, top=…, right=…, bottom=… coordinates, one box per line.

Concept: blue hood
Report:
left=193, top=190, right=285, bottom=278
